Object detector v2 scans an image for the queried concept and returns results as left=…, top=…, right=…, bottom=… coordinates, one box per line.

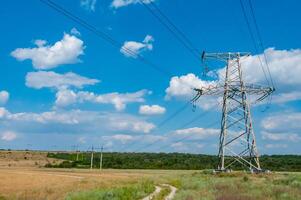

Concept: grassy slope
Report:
left=171, top=172, right=301, bottom=200
left=66, top=171, right=301, bottom=200
left=66, top=180, right=154, bottom=200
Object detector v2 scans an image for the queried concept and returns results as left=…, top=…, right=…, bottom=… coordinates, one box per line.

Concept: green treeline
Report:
left=46, top=152, right=301, bottom=171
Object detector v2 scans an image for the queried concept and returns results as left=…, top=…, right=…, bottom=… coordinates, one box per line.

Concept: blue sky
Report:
left=0, top=0, right=300, bottom=155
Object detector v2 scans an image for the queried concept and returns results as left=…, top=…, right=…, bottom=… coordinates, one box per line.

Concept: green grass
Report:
left=153, top=186, right=171, bottom=200
left=64, top=170, right=301, bottom=200
left=65, top=180, right=154, bottom=200
left=172, top=172, right=301, bottom=200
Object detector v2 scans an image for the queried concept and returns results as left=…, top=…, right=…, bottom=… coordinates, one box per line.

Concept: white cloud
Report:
left=261, top=112, right=301, bottom=132
left=0, top=91, right=9, bottom=105
left=108, top=114, right=155, bottom=133
left=171, top=142, right=184, bottom=148
left=265, top=144, right=288, bottom=149
left=26, top=71, right=99, bottom=89
left=166, top=48, right=301, bottom=108
left=71, top=28, right=81, bottom=36
left=173, top=127, right=219, bottom=140
left=241, top=48, right=301, bottom=88
left=111, top=0, right=154, bottom=9
left=77, top=136, right=87, bottom=144
left=271, top=91, right=301, bottom=104
left=165, top=73, right=216, bottom=99
left=262, top=131, right=301, bottom=142
left=55, top=89, right=78, bottom=107
left=139, top=105, right=166, bottom=115
left=11, top=33, right=84, bottom=70
left=239, top=48, right=301, bottom=103
left=0, top=108, right=155, bottom=134
left=1, top=131, right=17, bottom=141
left=80, top=0, right=97, bottom=11
left=103, top=134, right=134, bottom=144
left=55, top=89, right=149, bottom=111
left=165, top=73, right=219, bottom=110
left=0, top=107, right=9, bottom=118
left=120, top=35, right=154, bottom=58
left=34, top=39, right=47, bottom=47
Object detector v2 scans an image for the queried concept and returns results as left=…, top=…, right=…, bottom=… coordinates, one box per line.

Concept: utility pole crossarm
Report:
left=192, top=83, right=274, bottom=103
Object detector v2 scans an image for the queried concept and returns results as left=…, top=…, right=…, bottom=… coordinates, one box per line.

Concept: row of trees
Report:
left=46, top=152, right=301, bottom=171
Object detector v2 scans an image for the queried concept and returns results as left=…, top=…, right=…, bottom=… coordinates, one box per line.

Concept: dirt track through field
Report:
left=163, top=184, right=177, bottom=200
left=141, top=184, right=177, bottom=200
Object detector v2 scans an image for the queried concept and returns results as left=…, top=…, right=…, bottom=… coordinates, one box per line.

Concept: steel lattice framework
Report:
left=192, top=52, right=274, bottom=172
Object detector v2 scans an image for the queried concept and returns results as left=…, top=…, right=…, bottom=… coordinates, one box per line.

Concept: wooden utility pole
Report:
left=90, top=146, right=94, bottom=170
left=99, top=146, right=103, bottom=171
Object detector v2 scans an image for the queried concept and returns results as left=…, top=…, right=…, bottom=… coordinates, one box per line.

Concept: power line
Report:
left=118, top=101, right=192, bottom=152
left=40, top=0, right=172, bottom=77
left=239, top=0, right=271, bottom=88
left=131, top=102, right=220, bottom=153
left=247, top=0, right=275, bottom=88
left=139, top=0, right=201, bottom=62
left=155, top=120, right=219, bottom=153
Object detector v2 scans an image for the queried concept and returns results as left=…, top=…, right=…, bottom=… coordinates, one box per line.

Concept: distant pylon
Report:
left=192, top=52, right=274, bottom=172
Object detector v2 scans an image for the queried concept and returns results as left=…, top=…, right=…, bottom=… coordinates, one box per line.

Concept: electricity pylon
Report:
left=192, top=52, right=274, bottom=172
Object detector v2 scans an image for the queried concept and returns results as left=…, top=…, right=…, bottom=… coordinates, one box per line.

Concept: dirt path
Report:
left=162, top=184, right=177, bottom=200
left=141, top=184, right=177, bottom=200
left=142, top=186, right=162, bottom=200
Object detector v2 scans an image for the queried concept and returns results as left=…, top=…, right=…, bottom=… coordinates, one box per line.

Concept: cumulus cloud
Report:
left=1, top=131, right=17, bottom=141
left=11, top=32, right=84, bottom=69
left=265, top=144, right=288, bottom=149
left=166, top=73, right=216, bottom=99
left=111, top=0, right=154, bottom=9
left=26, top=71, right=99, bottom=89
left=0, top=108, right=155, bottom=134
left=120, top=35, right=154, bottom=58
left=103, top=134, right=134, bottom=144
left=261, top=112, right=301, bottom=147
left=55, top=89, right=78, bottom=107
left=0, top=91, right=9, bottom=105
left=80, top=0, right=97, bottom=11
left=171, top=142, right=184, bottom=148
left=262, top=131, right=301, bottom=142
left=139, top=105, right=166, bottom=115
left=166, top=48, right=301, bottom=108
left=261, top=112, right=301, bottom=132
left=165, top=73, right=219, bottom=110
left=55, top=89, right=149, bottom=111
left=173, top=127, right=219, bottom=140
left=77, top=136, right=87, bottom=144
left=70, top=28, right=81, bottom=36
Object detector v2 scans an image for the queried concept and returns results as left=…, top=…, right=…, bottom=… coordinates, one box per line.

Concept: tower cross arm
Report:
left=192, top=83, right=274, bottom=103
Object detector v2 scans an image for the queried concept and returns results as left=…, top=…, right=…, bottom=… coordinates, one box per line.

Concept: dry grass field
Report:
left=0, top=151, right=300, bottom=200
left=0, top=168, right=161, bottom=200
left=0, top=150, right=63, bottom=168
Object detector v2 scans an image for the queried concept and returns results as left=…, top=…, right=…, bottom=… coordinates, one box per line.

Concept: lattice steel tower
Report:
left=192, top=52, right=274, bottom=172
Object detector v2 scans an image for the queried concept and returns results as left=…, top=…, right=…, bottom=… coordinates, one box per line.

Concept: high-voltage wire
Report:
left=131, top=102, right=220, bottom=153
left=239, top=0, right=271, bottom=88
left=154, top=120, right=219, bottom=153
left=247, top=0, right=275, bottom=88
left=139, top=0, right=201, bottom=62
left=40, top=0, right=173, bottom=77
left=118, top=101, right=192, bottom=152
